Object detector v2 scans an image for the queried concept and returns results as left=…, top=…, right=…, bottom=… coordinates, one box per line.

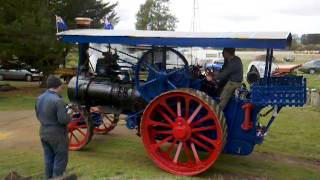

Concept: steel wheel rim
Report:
left=68, top=112, right=90, bottom=151
left=141, top=91, right=223, bottom=176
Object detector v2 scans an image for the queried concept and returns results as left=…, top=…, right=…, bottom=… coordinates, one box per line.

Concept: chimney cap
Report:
left=75, top=17, right=93, bottom=26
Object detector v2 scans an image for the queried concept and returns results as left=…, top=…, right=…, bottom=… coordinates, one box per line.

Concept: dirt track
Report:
left=0, top=110, right=132, bottom=149
left=0, top=110, right=40, bottom=149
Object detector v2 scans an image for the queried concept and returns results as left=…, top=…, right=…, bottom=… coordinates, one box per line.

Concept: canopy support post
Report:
left=267, top=48, right=274, bottom=77
left=263, top=48, right=270, bottom=79
left=162, top=46, right=167, bottom=71
left=263, top=48, right=274, bottom=81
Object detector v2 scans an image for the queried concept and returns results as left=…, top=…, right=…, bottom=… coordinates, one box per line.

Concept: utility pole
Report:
left=190, top=0, right=200, bottom=65
left=191, top=0, right=200, bottom=32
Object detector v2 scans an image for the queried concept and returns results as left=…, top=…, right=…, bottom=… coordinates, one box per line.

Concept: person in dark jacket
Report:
left=216, top=48, right=243, bottom=109
left=35, top=75, right=72, bottom=179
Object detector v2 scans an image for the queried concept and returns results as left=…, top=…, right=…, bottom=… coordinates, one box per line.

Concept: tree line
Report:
left=0, top=0, right=177, bottom=85
left=291, top=34, right=320, bottom=51
left=0, top=0, right=119, bottom=83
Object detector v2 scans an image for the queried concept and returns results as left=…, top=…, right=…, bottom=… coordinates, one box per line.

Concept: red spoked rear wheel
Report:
left=94, top=113, right=119, bottom=134
left=141, top=89, right=227, bottom=176
left=68, top=110, right=94, bottom=151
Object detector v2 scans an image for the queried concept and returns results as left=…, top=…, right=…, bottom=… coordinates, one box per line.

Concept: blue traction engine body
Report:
left=58, top=30, right=307, bottom=175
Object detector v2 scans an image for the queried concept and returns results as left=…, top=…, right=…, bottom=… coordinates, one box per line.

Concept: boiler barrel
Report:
left=68, top=76, right=145, bottom=111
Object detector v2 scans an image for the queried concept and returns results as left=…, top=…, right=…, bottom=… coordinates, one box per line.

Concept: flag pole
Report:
left=55, top=15, right=59, bottom=33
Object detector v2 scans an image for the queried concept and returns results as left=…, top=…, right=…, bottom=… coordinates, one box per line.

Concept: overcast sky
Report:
left=106, top=0, right=320, bottom=35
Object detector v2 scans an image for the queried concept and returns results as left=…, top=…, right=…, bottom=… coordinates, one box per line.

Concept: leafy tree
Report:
left=50, top=0, right=119, bottom=28
left=0, top=0, right=64, bottom=74
left=290, top=34, right=301, bottom=50
left=0, top=0, right=118, bottom=86
left=49, top=0, right=119, bottom=67
left=135, top=0, right=178, bottom=31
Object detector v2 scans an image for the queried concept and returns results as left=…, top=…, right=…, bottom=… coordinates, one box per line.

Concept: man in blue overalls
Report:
left=35, top=75, right=72, bottom=179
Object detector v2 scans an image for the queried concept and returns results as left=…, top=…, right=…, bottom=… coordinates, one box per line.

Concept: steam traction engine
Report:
left=57, top=30, right=306, bottom=175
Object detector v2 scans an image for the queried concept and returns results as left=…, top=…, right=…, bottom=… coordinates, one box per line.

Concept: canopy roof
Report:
left=57, top=29, right=292, bottom=49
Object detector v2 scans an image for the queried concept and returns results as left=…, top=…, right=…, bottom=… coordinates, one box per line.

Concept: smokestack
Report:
left=75, top=17, right=93, bottom=29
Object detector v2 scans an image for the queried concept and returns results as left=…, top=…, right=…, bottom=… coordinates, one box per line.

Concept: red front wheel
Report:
left=141, top=89, right=227, bottom=176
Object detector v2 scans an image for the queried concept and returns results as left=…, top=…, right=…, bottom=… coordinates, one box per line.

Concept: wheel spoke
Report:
left=185, top=97, right=190, bottom=119
left=183, top=142, right=193, bottom=163
left=192, top=125, right=216, bottom=133
left=194, top=133, right=218, bottom=147
left=190, top=143, right=201, bottom=163
left=173, top=142, right=183, bottom=164
left=157, top=108, right=174, bottom=125
left=147, top=119, right=172, bottom=128
left=71, top=132, right=80, bottom=143
left=177, top=100, right=181, bottom=117
left=102, top=123, right=108, bottom=129
left=76, top=128, right=86, bottom=137
left=166, top=139, right=177, bottom=155
left=160, top=100, right=177, bottom=118
left=105, top=114, right=114, bottom=122
left=187, top=104, right=203, bottom=124
left=168, top=68, right=184, bottom=76
left=167, top=80, right=177, bottom=89
left=191, top=115, right=211, bottom=127
left=155, top=130, right=173, bottom=135
left=69, top=133, right=73, bottom=142
left=141, top=78, right=157, bottom=89
left=146, top=64, right=159, bottom=74
left=155, top=135, right=174, bottom=148
left=191, top=137, right=213, bottom=152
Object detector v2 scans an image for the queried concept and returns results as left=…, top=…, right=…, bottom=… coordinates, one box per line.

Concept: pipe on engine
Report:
left=68, top=76, right=146, bottom=112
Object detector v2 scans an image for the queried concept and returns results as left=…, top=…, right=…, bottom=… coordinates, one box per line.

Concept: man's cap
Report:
left=47, top=75, right=62, bottom=89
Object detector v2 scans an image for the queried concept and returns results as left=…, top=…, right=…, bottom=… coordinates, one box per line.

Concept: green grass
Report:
left=0, top=81, right=68, bottom=111
left=0, top=95, right=37, bottom=111
left=1, top=119, right=320, bottom=179
left=256, top=107, right=320, bottom=160
left=300, top=73, right=320, bottom=89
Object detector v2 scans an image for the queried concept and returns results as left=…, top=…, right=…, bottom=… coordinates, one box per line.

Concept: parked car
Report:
left=206, top=54, right=300, bottom=79
left=282, top=54, right=295, bottom=62
left=0, top=61, right=42, bottom=81
left=206, top=58, right=224, bottom=71
left=206, top=57, right=279, bottom=78
left=299, top=60, right=320, bottom=74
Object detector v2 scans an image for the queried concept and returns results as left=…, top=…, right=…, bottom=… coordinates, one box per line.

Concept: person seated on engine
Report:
left=96, top=51, right=120, bottom=80
left=201, top=68, right=219, bottom=97
left=212, top=48, right=243, bottom=109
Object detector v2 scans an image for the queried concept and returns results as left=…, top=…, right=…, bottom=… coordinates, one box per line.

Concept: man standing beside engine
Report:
left=35, top=75, right=73, bottom=179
